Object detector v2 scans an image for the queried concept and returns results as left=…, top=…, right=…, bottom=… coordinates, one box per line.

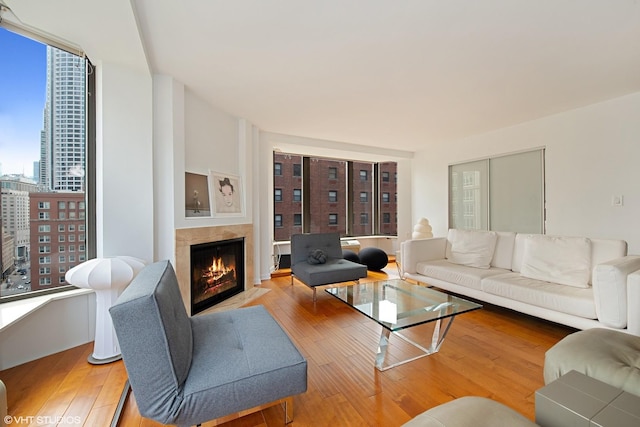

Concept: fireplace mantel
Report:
left=176, top=224, right=253, bottom=316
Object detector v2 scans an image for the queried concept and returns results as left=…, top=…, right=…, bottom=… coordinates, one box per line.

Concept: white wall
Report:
left=413, top=91, right=640, bottom=253
left=96, top=62, right=154, bottom=261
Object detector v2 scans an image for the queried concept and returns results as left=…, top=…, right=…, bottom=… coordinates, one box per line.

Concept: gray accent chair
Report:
left=290, top=232, right=368, bottom=301
left=109, top=260, right=307, bottom=427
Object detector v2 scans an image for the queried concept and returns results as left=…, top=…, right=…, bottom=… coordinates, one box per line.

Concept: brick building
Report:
left=273, top=153, right=397, bottom=241
left=30, top=192, right=86, bottom=291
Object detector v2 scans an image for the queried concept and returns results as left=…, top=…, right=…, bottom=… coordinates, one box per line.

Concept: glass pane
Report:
left=1, top=28, right=88, bottom=298
left=351, top=161, right=373, bottom=236
left=449, top=159, right=489, bottom=230
left=309, top=157, right=346, bottom=235
left=490, top=150, right=544, bottom=233
left=273, top=153, right=302, bottom=241
left=378, top=162, right=397, bottom=235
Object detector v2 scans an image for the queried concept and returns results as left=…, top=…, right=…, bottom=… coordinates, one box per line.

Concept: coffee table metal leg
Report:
left=375, top=316, right=456, bottom=371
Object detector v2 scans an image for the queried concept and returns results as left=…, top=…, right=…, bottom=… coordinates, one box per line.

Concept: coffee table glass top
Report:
left=326, top=279, right=482, bottom=332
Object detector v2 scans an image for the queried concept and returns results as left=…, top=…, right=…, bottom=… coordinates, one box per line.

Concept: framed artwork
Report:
left=185, top=172, right=212, bottom=218
left=210, top=171, right=243, bottom=216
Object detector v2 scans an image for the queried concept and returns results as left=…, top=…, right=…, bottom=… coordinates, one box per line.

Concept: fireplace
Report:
left=190, top=237, right=245, bottom=315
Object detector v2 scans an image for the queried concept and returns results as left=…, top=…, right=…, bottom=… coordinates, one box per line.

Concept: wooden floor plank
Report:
left=0, top=265, right=575, bottom=426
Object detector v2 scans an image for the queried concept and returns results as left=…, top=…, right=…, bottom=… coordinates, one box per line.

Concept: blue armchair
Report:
left=109, top=260, right=307, bottom=426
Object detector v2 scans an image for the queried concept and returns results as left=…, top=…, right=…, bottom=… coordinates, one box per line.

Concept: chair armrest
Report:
left=628, top=269, right=640, bottom=336
left=592, top=255, right=640, bottom=329
left=400, top=238, right=447, bottom=275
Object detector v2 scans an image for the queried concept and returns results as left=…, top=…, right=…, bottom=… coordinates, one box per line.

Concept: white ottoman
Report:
left=402, top=396, right=537, bottom=427
left=544, top=328, right=640, bottom=397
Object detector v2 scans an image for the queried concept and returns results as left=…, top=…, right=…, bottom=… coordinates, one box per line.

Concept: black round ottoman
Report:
left=359, top=247, right=388, bottom=271
left=342, top=249, right=360, bottom=263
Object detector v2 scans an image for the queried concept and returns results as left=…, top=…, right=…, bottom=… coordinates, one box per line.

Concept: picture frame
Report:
left=210, top=171, right=243, bottom=216
left=185, top=172, right=212, bottom=218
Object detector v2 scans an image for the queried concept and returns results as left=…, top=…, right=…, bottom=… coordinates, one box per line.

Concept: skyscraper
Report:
left=40, top=47, right=86, bottom=192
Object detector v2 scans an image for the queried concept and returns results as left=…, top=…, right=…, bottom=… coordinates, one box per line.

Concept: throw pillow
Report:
left=307, top=249, right=327, bottom=264
left=445, top=229, right=498, bottom=269
left=520, top=235, right=591, bottom=288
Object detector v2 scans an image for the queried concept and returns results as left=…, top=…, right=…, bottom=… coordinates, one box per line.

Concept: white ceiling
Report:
left=6, top=0, right=640, bottom=152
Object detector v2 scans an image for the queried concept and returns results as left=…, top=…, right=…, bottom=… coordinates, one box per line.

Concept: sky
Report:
left=0, top=28, right=47, bottom=177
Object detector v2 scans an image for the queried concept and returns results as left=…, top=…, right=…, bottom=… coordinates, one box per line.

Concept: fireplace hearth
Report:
left=190, top=238, right=245, bottom=315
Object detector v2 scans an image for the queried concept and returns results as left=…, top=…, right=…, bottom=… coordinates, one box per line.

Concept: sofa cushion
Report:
left=520, top=235, right=591, bottom=288
left=491, top=231, right=516, bottom=270
left=482, top=273, right=596, bottom=319
left=445, top=229, right=498, bottom=269
left=417, top=259, right=506, bottom=291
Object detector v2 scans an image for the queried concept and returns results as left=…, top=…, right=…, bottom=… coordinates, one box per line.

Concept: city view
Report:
left=1, top=28, right=89, bottom=298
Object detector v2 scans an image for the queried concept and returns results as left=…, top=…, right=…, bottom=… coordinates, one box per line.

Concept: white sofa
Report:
left=401, top=229, right=640, bottom=335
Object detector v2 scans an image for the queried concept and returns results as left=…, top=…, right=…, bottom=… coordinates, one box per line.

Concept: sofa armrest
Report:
left=627, top=269, right=640, bottom=336
left=592, top=255, right=640, bottom=329
left=400, top=237, right=447, bottom=275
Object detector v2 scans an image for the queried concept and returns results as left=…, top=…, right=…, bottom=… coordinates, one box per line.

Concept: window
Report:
left=274, top=163, right=282, bottom=176
left=293, top=164, right=301, bottom=177
left=274, top=214, right=283, bottom=228
left=382, top=192, right=390, bottom=203
left=360, top=213, right=369, bottom=225
left=383, top=213, right=391, bottom=224
left=274, top=188, right=282, bottom=202
left=273, top=152, right=397, bottom=240
left=382, top=171, right=390, bottom=182
left=293, top=213, right=302, bottom=226
left=0, top=26, right=95, bottom=302
left=449, top=149, right=544, bottom=233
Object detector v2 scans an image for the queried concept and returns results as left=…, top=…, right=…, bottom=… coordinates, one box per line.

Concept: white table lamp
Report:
left=65, top=256, right=146, bottom=364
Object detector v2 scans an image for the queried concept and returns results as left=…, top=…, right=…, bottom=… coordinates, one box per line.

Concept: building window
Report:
left=38, top=212, right=50, bottom=220
left=274, top=188, right=282, bottom=202
left=293, top=164, right=301, bottom=177
left=38, top=225, right=51, bottom=232
left=274, top=163, right=282, bottom=176
left=58, top=201, right=66, bottom=209
left=382, top=192, right=390, bottom=203
left=359, top=170, right=368, bottom=181
left=274, top=214, right=283, bottom=228
left=383, top=213, right=391, bottom=224
left=38, top=201, right=50, bottom=209
left=360, top=213, right=369, bottom=225
left=329, top=213, right=338, bottom=225
left=360, top=192, right=368, bottom=203
left=382, top=171, right=390, bottom=182
left=328, top=167, right=337, bottom=179
left=293, top=213, right=302, bottom=226
left=293, top=189, right=302, bottom=202
left=328, top=190, right=338, bottom=202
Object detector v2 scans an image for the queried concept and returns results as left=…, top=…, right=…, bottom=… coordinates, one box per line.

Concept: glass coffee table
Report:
left=326, top=279, right=482, bottom=371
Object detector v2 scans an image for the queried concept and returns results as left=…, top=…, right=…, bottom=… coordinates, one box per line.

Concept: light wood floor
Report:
left=0, top=267, right=575, bottom=426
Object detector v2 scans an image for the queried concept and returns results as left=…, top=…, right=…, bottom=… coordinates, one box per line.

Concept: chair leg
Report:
left=284, top=396, right=294, bottom=424
left=313, top=287, right=317, bottom=302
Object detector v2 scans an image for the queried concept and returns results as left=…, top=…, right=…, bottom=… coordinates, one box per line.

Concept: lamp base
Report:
left=87, top=354, right=122, bottom=365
